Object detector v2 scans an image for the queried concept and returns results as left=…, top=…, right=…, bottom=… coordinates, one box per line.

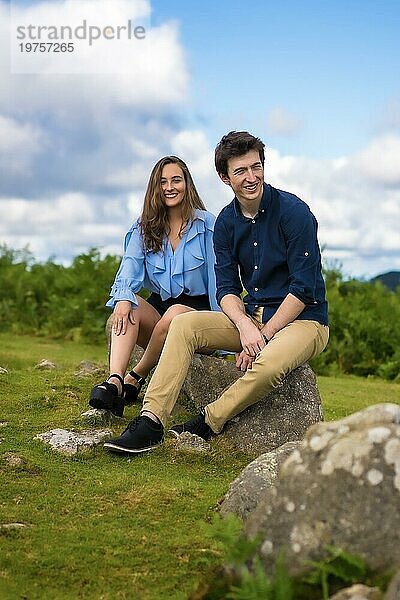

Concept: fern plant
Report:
left=207, top=516, right=294, bottom=600
left=303, top=546, right=368, bottom=599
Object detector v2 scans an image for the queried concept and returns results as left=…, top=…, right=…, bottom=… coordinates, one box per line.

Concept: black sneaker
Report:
left=168, top=409, right=213, bottom=440
left=104, top=416, right=164, bottom=454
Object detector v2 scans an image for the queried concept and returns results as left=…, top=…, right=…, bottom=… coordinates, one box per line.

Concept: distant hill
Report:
left=371, top=271, right=400, bottom=291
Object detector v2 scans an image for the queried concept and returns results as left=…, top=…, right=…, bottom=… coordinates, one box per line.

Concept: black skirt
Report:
left=146, top=292, right=211, bottom=316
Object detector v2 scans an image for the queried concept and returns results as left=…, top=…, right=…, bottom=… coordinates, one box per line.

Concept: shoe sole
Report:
left=103, top=441, right=163, bottom=454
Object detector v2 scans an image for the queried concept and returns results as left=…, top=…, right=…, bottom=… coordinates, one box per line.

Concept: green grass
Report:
left=0, top=333, right=399, bottom=600
left=317, top=374, right=399, bottom=420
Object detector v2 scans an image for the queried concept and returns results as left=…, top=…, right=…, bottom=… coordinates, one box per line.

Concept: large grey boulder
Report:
left=245, top=403, right=400, bottom=577
left=385, top=570, right=400, bottom=600
left=183, top=356, right=323, bottom=455
left=220, top=441, right=300, bottom=521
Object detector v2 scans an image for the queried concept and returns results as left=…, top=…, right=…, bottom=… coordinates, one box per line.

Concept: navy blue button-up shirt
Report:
left=213, top=183, right=328, bottom=325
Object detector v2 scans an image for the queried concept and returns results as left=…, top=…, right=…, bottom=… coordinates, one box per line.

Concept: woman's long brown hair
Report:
left=140, top=156, right=206, bottom=253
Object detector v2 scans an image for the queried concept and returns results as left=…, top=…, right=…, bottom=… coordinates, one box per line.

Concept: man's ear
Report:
left=219, top=173, right=231, bottom=187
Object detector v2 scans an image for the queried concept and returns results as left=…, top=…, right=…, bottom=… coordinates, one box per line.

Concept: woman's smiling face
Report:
left=160, top=163, right=186, bottom=208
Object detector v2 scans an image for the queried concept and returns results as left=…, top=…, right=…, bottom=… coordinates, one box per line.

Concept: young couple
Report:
left=89, top=131, right=329, bottom=455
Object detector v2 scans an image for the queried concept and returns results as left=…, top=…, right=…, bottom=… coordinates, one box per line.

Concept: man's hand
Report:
left=235, top=350, right=255, bottom=372
left=236, top=316, right=267, bottom=357
left=219, top=294, right=267, bottom=358
left=112, top=300, right=135, bottom=335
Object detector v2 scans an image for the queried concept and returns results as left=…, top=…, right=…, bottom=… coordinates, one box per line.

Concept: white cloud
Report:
left=378, top=96, right=400, bottom=132
left=264, top=142, right=400, bottom=278
left=1, top=128, right=400, bottom=279
left=106, top=162, right=151, bottom=189
left=0, top=0, right=190, bottom=199
left=127, top=192, right=143, bottom=219
left=1, top=0, right=188, bottom=114
left=267, top=106, right=303, bottom=136
left=0, top=114, right=46, bottom=174
left=352, top=134, right=400, bottom=185
left=0, top=193, right=127, bottom=262
left=0, top=1, right=398, bottom=280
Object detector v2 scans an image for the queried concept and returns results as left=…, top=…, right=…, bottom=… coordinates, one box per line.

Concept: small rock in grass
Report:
left=328, top=583, right=383, bottom=599
left=35, top=359, right=57, bottom=370
left=81, top=408, right=124, bottom=425
left=3, top=453, right=26, bottom=467
left=35, top=428, right=112, bottom=455
left=74, top=360, right=102, bottom=377
left=0, top=523, right=29, bottom=531
left=173, top=431, right=211, bottom=453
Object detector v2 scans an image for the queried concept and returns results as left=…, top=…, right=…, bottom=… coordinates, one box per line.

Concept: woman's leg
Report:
left=107, top=296, right=161, bottom=393
left=126, top=304, right=195, bottom=387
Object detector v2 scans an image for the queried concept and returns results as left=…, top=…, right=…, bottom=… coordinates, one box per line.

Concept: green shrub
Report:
left=1, top=244, right=399, bottom=379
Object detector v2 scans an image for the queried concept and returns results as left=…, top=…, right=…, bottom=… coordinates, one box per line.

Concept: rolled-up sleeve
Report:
left=213, top=216, right=243, bottom=305
left=283, top=204, right=321, bottom=305
left=106, top=224, right=145, bottom=309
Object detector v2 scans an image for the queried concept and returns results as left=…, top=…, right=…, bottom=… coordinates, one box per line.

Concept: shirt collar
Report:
left=193, top=208, right=205, bottom=222
left=233, top=183, right=271, bottom=219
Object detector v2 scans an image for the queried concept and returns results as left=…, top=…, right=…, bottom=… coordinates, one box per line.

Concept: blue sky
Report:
left=1, top=0, right=400, bottom=278
left=151, top=0, right=400, bottom=157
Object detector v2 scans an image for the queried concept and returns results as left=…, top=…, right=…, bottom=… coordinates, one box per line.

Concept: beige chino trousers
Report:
left=142, top=310, right=329, bottom=433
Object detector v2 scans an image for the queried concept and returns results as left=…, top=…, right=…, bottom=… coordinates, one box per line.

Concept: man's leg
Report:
left=205, top=320, right=329, bottom=432
left=141, top=311, right=242, bottom=425
left=104, top=310, right=242, bottom=454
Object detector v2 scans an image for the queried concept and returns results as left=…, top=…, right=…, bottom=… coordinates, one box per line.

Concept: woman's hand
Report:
left=112, top=301, right=135, bottom=335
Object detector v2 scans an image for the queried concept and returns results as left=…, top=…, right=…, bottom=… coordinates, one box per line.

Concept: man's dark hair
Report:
left=214, top=131, right=265, bottom=177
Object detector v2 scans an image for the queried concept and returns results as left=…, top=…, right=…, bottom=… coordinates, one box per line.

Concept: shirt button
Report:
left=253, top=242, right=258, bottom=246
left=304, top=251, right=309, bottom=256
left=255, top=287, right=259, bottom=291
left=252, top=219, right=256, bottom=224
left=254, top=265, right=258, bottom=270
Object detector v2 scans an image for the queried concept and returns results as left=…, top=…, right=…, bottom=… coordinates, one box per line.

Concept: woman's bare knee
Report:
left=161, top=305, right=193, bottom=326
left=153, top=305, right=194, bottom=338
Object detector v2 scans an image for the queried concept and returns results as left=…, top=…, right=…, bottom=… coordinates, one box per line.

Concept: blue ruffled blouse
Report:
left=106, top=209, right=219, bottom=311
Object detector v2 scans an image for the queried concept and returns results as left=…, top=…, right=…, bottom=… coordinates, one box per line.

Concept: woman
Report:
left=89, top=156, right=219, bottom=417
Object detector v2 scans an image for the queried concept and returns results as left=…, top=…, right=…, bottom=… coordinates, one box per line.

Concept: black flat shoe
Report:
left=104, top=415, right=164, bottom=454
left=124, top=370, right=146, bottom=405
left=168, top=409, right=213, bottom=440
left=89, top=373, right=125, bottom=417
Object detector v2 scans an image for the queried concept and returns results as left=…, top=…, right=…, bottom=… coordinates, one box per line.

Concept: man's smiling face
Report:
left=221, top=149, right=264, bottom=208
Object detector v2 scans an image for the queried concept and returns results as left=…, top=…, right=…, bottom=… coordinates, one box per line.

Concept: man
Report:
left=104, top=131, right=329, bottom=454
